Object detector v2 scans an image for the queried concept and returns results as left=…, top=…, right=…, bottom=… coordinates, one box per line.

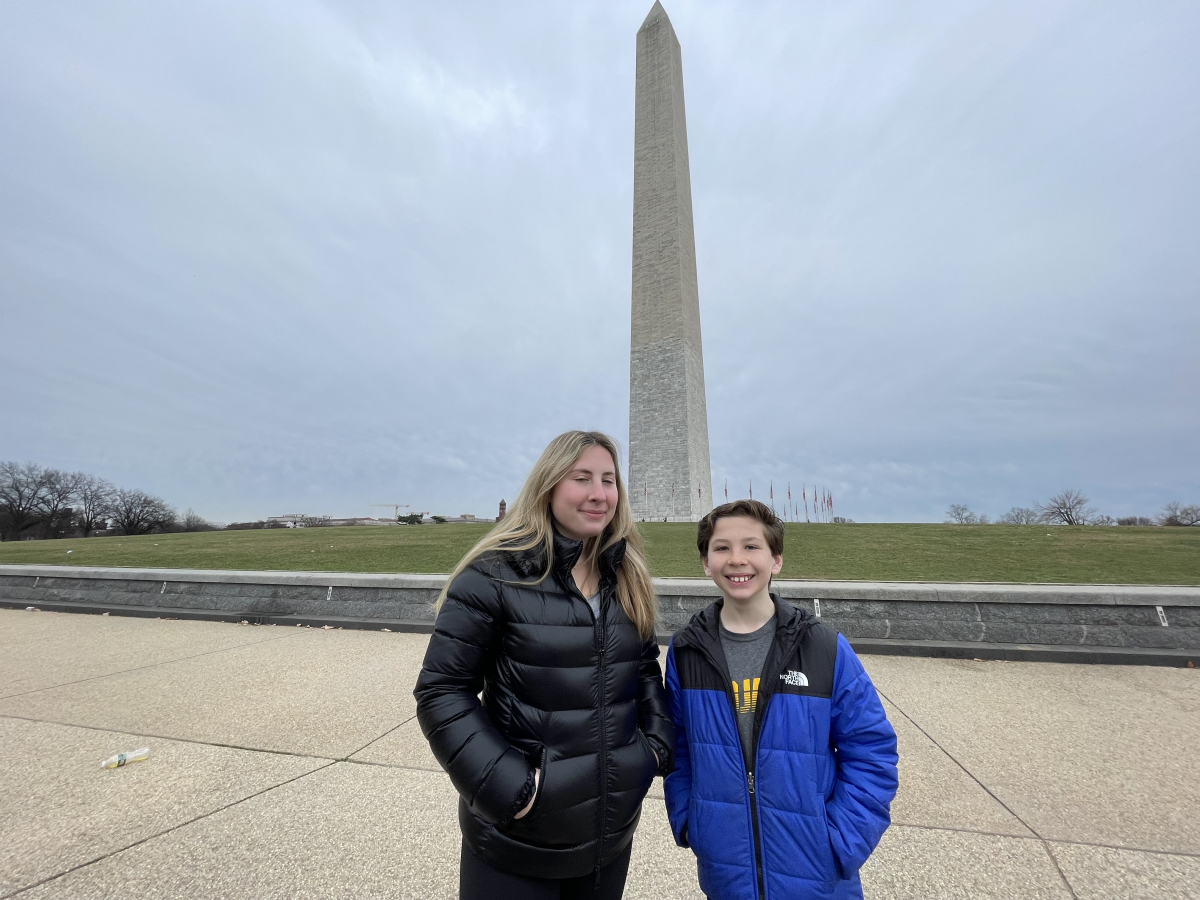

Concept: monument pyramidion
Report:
left=628, top=2, right=713, bottom=522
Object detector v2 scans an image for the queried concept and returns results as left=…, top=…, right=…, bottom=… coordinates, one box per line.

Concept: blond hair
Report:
left=436, top=430, right=658, bottom=640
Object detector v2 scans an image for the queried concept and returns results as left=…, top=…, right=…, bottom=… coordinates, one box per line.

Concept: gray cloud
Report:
left=2, top=0, right=1196, bottom=524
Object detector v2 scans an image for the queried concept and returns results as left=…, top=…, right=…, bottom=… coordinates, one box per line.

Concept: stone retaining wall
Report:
left=2, top=565, right=1197, bottom=665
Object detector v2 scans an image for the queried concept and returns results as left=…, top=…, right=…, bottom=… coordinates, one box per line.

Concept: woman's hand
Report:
left=513, top=768, right=540, bottom=819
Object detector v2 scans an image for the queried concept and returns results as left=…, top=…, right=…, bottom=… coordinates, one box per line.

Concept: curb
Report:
left=5, top=597, right=1194, bottom=668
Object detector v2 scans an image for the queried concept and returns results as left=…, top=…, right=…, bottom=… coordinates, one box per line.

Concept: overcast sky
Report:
left=2, top=0, right=1197, bottom=524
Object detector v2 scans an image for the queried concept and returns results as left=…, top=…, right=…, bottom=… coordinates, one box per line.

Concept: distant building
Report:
left=498, top=499, right=506, bottom=521
left=267, top=514, right=313, bottom=528
left=266, top=514, right=394, bottom=528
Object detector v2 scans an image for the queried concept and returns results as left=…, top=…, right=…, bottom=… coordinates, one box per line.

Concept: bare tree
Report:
left=1159, top=502, right=1200, bottom=527
left=182, top=508, right=213, bottom=532
left=38, top=469, right=81, bottom=539
left=1116, top=516, right=1154, bottom=526
left=74, top=473, right=115, bottom=536
left=998, top=506, right=1041, bottom=525
left=0, top=461, right=54, bottom=541
left=1038, top=489, right=1093, bottom=526
left=945, top=504, right=978, bottom=524
left=110, top=488, right=176, bottom=536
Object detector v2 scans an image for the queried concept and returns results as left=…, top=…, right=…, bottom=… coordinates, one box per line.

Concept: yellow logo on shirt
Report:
left=731, top=678, right=760, bottom=715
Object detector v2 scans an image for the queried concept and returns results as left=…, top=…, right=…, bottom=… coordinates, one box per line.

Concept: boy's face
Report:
left=702, top=515, right=783, bottom=606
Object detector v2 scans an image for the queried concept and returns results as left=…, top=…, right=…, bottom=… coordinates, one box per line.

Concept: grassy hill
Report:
left=1, top=522, right=1197, bottom=584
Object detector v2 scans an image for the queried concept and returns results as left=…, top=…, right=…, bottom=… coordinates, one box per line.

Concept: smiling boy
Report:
left=664, top=500, right=898, bottom=900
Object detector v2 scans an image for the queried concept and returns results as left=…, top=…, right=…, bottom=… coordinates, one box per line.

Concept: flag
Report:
left=749, top=479, right=753, bottom=500
left=724, top=479, right=728, bottom=500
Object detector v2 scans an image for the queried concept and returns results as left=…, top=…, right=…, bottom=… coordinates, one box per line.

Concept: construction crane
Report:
left=371, top=504, right=409, bottom=520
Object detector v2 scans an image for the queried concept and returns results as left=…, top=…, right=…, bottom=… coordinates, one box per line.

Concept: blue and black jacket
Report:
left=664, top=596, right=898, bottom=900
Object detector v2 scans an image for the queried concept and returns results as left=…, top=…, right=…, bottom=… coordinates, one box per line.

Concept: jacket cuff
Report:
left=505, top=765, right=538, bottom=823
left=648, top=734, right=674, bottom=777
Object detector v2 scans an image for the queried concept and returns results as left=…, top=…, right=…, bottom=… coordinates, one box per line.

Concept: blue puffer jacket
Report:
left=664, top=596, right=898, bottom=900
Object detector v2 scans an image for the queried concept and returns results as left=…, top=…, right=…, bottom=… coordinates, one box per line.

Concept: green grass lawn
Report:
left=1, top=523, right=1197, bottom=584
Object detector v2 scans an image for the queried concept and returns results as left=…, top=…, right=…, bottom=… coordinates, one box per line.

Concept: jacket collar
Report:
left=509, top=521, right=627, bottom=584
left=674, top=592, right=815, bottom=651
left=552, top=523, right=627, bottom=580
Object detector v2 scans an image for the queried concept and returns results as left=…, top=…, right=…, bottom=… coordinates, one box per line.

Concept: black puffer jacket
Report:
left=413, top=528, right=674, bottom=880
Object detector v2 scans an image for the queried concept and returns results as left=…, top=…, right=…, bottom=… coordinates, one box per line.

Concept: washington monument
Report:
left=628, top=2, right=713, bottom=522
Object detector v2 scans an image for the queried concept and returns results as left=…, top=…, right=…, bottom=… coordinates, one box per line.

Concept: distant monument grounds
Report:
left=1, top=4, right=1197, bottom=666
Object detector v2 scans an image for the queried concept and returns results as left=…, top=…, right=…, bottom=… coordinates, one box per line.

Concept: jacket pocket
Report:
left=502, top=750, right=598, bottom=849
left=635, top=729, right=659, bottom=781
left=817, top=808, right=844, bottom=883
left=520, top=746, right=550, bottom=822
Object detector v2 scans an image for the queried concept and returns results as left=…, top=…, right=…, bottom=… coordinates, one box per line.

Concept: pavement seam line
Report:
left=1, top=759, right=340, bottom=900
left=0, top=713, right=339, bottom=762
left=1042, top=842, right=1081, bottom=900
left=887, top=821, right=1200, bottom=860
left=341, top=713, right=418, bottom=760
left=0, top=630, right=298, bottom=701
left=344, top=757, right=447, bottom=774
left=874, top=687, right=1081, bottom=899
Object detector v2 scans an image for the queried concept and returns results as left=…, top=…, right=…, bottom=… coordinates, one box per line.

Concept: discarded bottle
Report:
left=101, top=747, right=150, bottom=769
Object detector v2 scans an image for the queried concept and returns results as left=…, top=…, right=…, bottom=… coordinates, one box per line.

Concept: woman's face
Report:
left=550, top=445, right=619, bottom=542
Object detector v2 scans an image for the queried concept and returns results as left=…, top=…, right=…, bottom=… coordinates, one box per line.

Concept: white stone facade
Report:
left=628, top=2, right=713, bottom=522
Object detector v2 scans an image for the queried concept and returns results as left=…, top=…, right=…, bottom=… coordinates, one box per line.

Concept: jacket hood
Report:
left=674, top=592, right=818, bottom=651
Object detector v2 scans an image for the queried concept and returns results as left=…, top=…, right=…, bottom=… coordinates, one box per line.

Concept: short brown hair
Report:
left=697, top=500, right=785, bottom=558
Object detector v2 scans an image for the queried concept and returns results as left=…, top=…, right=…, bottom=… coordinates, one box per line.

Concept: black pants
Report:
left=459, top=840, right=633, bottom=900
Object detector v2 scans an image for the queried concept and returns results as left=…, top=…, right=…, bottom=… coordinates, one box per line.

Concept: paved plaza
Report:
left=1, top=608, right=1197, bottom=899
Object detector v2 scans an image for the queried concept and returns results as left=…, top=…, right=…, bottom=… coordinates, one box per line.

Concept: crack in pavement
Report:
left=0, top=713, right=435, bottom=898
left=0, top=630, right=299, bottom=701
left=875, top=686, right=1081, bottom=899
left=1, top=759, right=339, bottom=900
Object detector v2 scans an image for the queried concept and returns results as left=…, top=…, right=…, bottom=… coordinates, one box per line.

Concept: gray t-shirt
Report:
left=586, top=591, right=601, bottom=619
left=719, top=613, right=777, bottom=769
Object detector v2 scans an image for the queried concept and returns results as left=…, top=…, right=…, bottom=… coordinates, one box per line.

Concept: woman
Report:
left=414, top=430, right=673, bottom=900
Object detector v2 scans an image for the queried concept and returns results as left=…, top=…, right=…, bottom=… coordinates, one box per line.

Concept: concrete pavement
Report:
left=1, top=608, right=1197, bottom=899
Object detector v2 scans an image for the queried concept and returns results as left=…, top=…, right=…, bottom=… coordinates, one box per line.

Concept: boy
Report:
left=665, top=500, right=898, bottom=900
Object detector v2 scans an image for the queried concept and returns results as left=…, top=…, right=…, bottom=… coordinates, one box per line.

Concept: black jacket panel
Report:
left=414, top=529, right=674, bottom=880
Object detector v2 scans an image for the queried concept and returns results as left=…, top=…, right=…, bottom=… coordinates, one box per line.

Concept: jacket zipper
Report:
left=594, top=606, right=608, bottom=884
left=685, top=612, right=809, bottom=900
left=746, top=623, right=807, bottom=900
left=572, top=573, right=610, bottom=885
left=748, top=766, right=765, bottom=899
left=692, top=640, right=766, bottom=900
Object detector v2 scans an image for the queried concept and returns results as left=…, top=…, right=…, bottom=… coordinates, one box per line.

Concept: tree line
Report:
left=0, top=461, right=211, bottom=541
left=946, top=489, right=1199, bottom=526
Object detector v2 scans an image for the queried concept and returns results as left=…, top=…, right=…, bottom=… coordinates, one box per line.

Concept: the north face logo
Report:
left=780, top=670, right=808, bottom=687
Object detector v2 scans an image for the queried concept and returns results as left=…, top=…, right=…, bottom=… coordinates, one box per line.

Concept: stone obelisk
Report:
left=628, top=2, right=713, bottom=522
